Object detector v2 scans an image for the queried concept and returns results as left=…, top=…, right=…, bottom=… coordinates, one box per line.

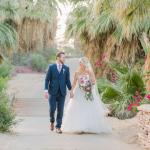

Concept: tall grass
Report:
left=0, top=61, right=16, bottom=132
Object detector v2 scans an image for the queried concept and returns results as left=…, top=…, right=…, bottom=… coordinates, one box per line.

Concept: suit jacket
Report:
left=45, top=63, right=72, bottom=96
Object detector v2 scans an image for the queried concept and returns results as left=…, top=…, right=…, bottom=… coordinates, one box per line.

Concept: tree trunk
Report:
left=144, top=53, right=150, bottom=92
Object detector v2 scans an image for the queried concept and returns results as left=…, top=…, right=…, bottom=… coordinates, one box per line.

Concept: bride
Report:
left=62, top=57, right=111, bottom=134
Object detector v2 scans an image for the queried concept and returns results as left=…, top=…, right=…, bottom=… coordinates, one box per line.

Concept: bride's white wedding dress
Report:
left=62, top=74, right=111, bottom=134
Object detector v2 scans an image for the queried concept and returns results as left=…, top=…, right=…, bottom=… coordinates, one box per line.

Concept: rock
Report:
left=137, top=104, right=150, bottom=149
left=138, top=104, right=150, bottom=112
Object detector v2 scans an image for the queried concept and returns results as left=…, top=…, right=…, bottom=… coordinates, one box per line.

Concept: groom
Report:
left=44, top=51, right=72, bottom=134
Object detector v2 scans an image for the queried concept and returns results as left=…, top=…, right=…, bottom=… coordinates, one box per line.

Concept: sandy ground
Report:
left=0, top=58, right=143, bottom=150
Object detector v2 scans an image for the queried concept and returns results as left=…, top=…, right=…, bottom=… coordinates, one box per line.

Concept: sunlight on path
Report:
left=0, top=58, right=143, bottom=150
left=55, top=3, right=73, bottom=49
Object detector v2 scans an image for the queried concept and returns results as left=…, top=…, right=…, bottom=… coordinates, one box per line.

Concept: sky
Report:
left=32, top=0, right=73, bottom=49
left=55, top=3, right=73, bottom=49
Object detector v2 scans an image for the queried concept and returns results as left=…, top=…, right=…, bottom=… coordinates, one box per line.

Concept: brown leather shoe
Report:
left=50, top=123, right=54, bottom=131
left=56, top=128, right=62, bottom=134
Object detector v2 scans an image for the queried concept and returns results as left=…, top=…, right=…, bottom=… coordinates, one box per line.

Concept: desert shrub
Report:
left=30, top=54, right=47, bottom=72
left=0, top=92, right=16, bottom=132
left=0, top=61, right=13, bottom=78
left=37, top=47, right=56, bottom=63
left=11, top=48, right=56, bottom=70
left=97, top=62, right=146, bottom=119
left=0, top=63, right=16, bottom=132
left=0, top=77, right=8, bottom=93
left=12, top=52, right=31, bottom=66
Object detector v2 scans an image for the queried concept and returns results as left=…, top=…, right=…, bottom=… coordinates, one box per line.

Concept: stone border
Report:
left=137, top=104, right=150, bottom=149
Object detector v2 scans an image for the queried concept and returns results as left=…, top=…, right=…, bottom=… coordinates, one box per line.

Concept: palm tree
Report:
left=66, top=0, right=115, bottom=76
left=140, top=33, right=150, bottom=91
left=66, top=0, right=150, bottom=76
left=0, top=0, right=61, bottom=53
left=65, top=3, right=102, bottom=75
left=0, top=23, right=18, bottom=63
left=111, top=0, right=150, bottom=63
left=97, top=62, right=146, bottom=119
left=17, top=0, right=58, bottom=52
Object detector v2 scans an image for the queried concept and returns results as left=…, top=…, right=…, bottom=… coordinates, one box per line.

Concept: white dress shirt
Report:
left=56, top=62, right=62, bottom=73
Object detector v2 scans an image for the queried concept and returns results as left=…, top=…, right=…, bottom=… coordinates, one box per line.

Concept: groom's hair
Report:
left=56, top=51, right=65, bottom=59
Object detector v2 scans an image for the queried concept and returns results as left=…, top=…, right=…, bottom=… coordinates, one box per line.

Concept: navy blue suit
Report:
left=45, top=63, right=72, bottom=128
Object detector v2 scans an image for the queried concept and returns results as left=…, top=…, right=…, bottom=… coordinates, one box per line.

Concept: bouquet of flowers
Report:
left=79, top=76, right=94, bottom=101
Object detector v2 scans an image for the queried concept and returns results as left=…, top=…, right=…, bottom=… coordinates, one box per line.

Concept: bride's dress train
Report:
left=62, top=74, right=111, bottom=134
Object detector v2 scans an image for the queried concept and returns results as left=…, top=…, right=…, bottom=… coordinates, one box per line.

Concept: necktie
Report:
left=58, top=64, right=62, bottom=73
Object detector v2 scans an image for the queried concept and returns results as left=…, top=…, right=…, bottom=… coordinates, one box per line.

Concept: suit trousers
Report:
left=48, top=88, right=65, bottom=128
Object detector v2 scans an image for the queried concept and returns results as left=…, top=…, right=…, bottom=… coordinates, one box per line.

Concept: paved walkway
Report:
left=0, top=58, right=143, bottom=150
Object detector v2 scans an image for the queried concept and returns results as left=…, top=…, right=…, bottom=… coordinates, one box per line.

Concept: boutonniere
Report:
left=63, top=68, right=65, bottom=74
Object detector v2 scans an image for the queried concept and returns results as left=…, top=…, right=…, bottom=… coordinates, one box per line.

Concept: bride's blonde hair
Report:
left=79, top=57, right=90, bottom=69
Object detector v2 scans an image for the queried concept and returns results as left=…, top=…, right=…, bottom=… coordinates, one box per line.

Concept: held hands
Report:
left=91, top=79, right=96, bottom=85
left=70, top=91, right=74, bottom=99
left=44, top=91, right=49, bottom=99
left=45, top=91, right=74, bottom=99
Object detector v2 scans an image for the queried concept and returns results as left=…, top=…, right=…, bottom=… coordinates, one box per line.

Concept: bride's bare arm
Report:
left=88, top=69, right=96, bottom=84
left=70, top=72, right=78, bottom=98
left=71, top=72, right=78, bottom=92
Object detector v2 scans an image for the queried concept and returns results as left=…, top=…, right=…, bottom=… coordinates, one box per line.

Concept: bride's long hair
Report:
left=78, top=57, right=93, bottom=71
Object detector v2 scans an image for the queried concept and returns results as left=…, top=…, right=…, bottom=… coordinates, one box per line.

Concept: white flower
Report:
left=63, top=68, right=65, bottom=74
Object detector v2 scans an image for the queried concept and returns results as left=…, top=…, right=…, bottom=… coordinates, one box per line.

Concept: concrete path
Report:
left=0, top=58, right=143, bottom=150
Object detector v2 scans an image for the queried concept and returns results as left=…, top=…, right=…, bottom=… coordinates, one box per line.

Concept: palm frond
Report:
left=65, top=5, right=90, bottom=40
left=0, top=54, right=3, bottom=64
left=0, top=22, right=18, bottom=50
left=0, top=0, right=19, bottom=17
left=140, top=32, right=150, bottom=54
left=113, top=0, right=150, bottom=40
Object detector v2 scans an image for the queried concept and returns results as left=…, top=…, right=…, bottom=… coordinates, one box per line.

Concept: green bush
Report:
left=97, top=62, right=146, bottom=119
left=0, top=92, right=16, bottom=132
left=30, top=54, right=47, bottom=72
left=0, top=60, right=16, bottom=132
left=12, top=52, right=31, bottom=66
left=37, top=48, right=56, bottom=63
left=11, top=48, right=56, bottom=69
left=0, top=61, right=13, bottom=78
left=0, top=77, right=8, bottom=93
